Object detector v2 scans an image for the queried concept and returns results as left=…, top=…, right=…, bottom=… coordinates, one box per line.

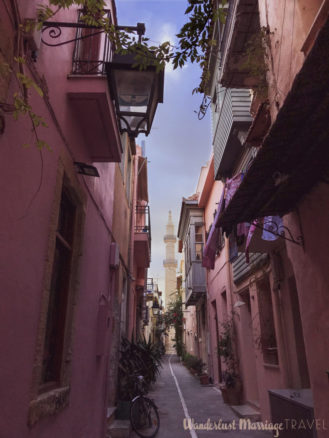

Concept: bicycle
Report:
left=130, top=375, right=160, bottom=438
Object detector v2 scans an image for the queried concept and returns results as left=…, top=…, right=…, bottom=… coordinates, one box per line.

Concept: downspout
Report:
left=205, top=267, right=215, bottom=382
left=225, top=235, right=240, bottom=376
left=127, top=152, right=138, bottom=339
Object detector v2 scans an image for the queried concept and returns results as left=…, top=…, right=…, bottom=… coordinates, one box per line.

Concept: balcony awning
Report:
left=218, top=17, right=329, bottom=233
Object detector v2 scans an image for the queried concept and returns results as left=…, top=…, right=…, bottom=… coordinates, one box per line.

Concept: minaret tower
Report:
left=163, top=211, right=178, bottom=308
left=163, top=211, right=177, bottom=354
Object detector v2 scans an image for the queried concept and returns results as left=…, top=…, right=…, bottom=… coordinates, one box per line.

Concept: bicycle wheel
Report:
left=130, top=396, right=160, bottom=438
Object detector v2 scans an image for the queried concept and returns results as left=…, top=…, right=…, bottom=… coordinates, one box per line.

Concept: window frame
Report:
left=28, top=160, right=86, bottom=427
left=257, top=276, right=279, bottom=366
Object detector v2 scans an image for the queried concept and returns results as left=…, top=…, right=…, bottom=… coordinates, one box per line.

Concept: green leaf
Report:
left=31, top=82, right=44, bottom=98
left=185, top=5, right=193, bottom=14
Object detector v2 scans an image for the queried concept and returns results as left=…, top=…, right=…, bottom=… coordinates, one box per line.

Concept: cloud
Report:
left=156, top=22, right=177, bottom=45
left=154, top=22, right=188, bottom=80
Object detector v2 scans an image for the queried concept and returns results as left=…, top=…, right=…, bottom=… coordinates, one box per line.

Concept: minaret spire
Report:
left=163, top=211, right=177, bottom=275
left=163, top=211, right=178, bottom=353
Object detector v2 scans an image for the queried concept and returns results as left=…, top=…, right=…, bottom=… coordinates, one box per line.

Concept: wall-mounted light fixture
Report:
left=41, top=18, right=164, bottom=154
left=74, top=162, right=100, bottom=177
left=106, top=49, right=164, bottom=152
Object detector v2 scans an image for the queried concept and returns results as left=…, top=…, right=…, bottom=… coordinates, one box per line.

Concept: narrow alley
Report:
left=1, top=1, right=329, bottom=438
left=135, top=356, right=272, bottom=438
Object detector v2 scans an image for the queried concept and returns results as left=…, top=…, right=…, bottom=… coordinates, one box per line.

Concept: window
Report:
left=195, top=225, right=204, bottom=261
left=257, top=277, right=279, bottom=365
left=185, top=229, right=191, bottom=269
left=72, top=9, right=112, bottom=75
left=41, top=188, right=77, bottom=388
left=216, top=227, right=225, bottom=255
left=221, top=290, right=228, bottom=321
left=28, top=164, right=85, bottom=427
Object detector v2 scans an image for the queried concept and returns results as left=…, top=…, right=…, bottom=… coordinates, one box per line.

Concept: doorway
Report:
left=211, top=300, right=222, bottom=383
left=239, top=289, right=259, bottom=406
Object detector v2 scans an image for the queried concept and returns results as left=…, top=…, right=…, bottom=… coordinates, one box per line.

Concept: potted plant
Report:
left=220, top=371, right=242, bottom=405
left=217, top=319, right=242, bottom=405
left=182, top=352, right=207, bottom=380
left=199, top=367, right=210, bottom=385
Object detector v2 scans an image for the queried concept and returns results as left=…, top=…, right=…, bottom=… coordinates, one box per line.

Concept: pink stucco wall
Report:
left=257, top=1, right=329, bottom=431
left=197, top=156, right=315, bottom=421
left=0, top=1, right=122, bottom=436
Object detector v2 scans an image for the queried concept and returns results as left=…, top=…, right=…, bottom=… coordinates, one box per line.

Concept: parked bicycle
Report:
left=130, top=375, right=160, bottom=438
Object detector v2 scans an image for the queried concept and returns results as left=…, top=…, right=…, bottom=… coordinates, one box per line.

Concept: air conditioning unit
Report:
left=269, top=389, right=316, bottom=438
left=109, top=242, right=119, bottom=269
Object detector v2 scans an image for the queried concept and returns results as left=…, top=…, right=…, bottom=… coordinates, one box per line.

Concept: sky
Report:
left=116, top=0, right=212, bottom=293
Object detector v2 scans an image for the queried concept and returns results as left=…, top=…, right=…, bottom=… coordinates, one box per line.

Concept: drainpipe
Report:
left=205, top=267, right=215, bottom=382
left=127, top=153, right=138, bottom=339
left=225, top=236, right=240, bottom=375
left=225, top=236, right=234, bottom=317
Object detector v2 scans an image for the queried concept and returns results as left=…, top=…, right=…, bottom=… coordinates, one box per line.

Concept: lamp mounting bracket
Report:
left=41, top=21, right=145, bottom=47
left=252, top=219, right=304, bottom=248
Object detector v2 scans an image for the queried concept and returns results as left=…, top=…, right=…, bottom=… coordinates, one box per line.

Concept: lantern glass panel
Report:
left=113, top=69, right=154, bottom=115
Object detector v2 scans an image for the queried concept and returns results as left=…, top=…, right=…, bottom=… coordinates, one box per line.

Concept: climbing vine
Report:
left=0, top=0, right=228, bottom=149
left=239, top=26, right=273, bottom=99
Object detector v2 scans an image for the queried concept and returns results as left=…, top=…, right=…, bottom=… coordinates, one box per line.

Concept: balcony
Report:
left=142, top=304, right=149, bottom=326
left=185, top=261, right=206, bottom=306
left=134, top=205, right=151, bottom=268
left=213, top=88, right=252, bottom=179
left=67, top=10, right=122, bottom=162
left=216, top=18, right=329, bottom=231
left=219, top=0, right=261, bottom=88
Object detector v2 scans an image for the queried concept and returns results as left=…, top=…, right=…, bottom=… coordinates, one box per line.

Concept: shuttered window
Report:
left=41, top=188, right=77, bottom=388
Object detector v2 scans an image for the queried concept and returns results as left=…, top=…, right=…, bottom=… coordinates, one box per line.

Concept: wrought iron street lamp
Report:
left=106, top=49, right=164, bottom=144
left=41, top=17, right=164, bottom=152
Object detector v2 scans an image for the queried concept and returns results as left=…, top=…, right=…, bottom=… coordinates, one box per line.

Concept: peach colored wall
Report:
left=198, top=159, right=312, bottom=420
left=201, top=175, right=230, bottom=384
left=233, top=267, right=288, bottom=419
left=258, top=0, right=328, bottom=430
left=184, top=306, right=199, bottom=356
left=285, top=183, right=329, bottom=437
left=130, top=147, right=140, bottom=340
left=258, top=0, right=323, bottom=120
left=231, top=242, right=313, bottom=420
left=113, top=164, right=130, bottom=263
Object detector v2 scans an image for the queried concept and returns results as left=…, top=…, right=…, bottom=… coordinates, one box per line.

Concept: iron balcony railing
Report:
left=135, top=204, right=151, bottom=246
left=71, top=10, right=113, bottom=75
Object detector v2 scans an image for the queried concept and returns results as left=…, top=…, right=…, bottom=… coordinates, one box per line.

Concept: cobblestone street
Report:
left=132, top=356, right=272, bottom=438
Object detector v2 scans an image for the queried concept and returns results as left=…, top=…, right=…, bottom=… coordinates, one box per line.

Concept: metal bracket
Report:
left=41, top=21, right=145, bottom=47
left=252, top=219, right=304, bottom=248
